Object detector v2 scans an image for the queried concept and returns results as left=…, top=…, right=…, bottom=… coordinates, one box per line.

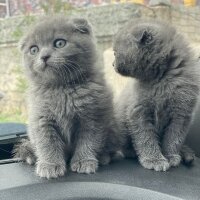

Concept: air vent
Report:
left=0, top=123, right=27, bottom=164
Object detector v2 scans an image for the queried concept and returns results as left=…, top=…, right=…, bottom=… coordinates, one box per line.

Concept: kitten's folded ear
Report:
left=135, top=30, right=153, bottom=45
left=72, top=18, right=92, bottom=35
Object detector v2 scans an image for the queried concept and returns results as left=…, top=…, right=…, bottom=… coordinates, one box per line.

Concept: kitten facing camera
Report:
left=113, top=20, right=200, bottom=171
left=13, top=16, right=122, bottom=179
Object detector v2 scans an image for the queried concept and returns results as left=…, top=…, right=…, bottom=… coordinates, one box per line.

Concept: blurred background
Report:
left=0, top=0, right=200, bottom=123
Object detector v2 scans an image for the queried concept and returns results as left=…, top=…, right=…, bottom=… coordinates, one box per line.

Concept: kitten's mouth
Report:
left=117, top=67, right=129, bottom=76
left=41, top=62, right=49, bottom=71
left=114, top=62, right=129, bottom=76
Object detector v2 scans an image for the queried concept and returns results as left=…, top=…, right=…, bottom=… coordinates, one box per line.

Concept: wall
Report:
left=1, top=4, right=200, bottom=45
left=0, top=3, right=200, bottom=122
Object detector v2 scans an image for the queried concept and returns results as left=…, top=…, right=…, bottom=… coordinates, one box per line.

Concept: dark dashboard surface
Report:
left=1, top=159, right=200, bottom=200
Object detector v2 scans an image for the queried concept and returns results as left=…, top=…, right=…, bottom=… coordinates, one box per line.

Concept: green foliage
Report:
left=11, top=65, right=22, bottom=74
left=11, top=64, right=28, bottom=93
left=0, top=112, right=26, bottom=123
left=24, top=15, right=36, bottom=25
left=40, top=0, right=74, bottom=14
left=11, top=1, right=75, bottom=41
left=0, top=106, right=27, bottom=123
left=12, top=15, right=37, bottom=40
left=16, top=76, right=28, bottom=93
left=12, top=26, right=23, bottom=41
left=0, top=65, right=27, bottom=123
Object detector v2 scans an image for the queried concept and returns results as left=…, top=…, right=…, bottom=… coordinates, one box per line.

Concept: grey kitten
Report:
left=13, top=16, right=121, bottom=179
left=113, top=20, right=199, bottom=171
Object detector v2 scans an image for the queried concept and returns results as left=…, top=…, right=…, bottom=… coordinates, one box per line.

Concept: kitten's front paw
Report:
left=139, top=157, right=170, bottom=172
left=36, top=161, right=66, bottom=179
left=70, top=159, right=98, bottom=174
left=166, top=154, right=181, bottom=167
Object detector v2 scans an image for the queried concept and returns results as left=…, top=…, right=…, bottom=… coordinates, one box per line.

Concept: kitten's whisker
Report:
left=51, top=62, right=67, bottom=84
left=64, top=50, right=93, bottom=57
left=50, top=60, right=76, bottom=85
left=52, top=57, right=65, bottom=62
left=54, top=62, right=75, bottom=85
left=71, top=65, right=84, bottom=85
left=0, top=147, right=12, bottom=154
left=67, top=63, right=86, bottom=84
left=50, top=50, right=93, bottom=59
left=65, top=61, right=87, bottom=81
left=51, top=59, right=88, bottom=83
left=66, top=63, right=84, bottom=83
left=61, top=67, right=71, bottom=85
left=63, top=65, right=76, bottom=85
left=64, top=63, right=81, bottom=85
left=66, top=59, right=82, bottom=67
left=55, top=63, right=70, bottom=84
left=46, top=59, right=87, bottom=86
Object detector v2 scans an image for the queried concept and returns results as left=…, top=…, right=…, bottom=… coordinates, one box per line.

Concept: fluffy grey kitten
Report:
left=113, top=20, right=199, bottom=171
left=13, top=16, right=121, bottom=179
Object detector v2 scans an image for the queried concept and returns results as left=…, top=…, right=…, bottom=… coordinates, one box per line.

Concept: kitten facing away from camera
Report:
left=113, top=20, right=200, bottom=171
left=13, top=16, right=122, bottom=179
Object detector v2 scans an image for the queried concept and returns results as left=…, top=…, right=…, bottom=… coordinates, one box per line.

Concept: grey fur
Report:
left=181, top=145, right=195, bottom=165
left=13, top=138, right=36, bottom=165
left=113, top=20, right=200, bottom=171
left=13, top=16, right=121, bottom=179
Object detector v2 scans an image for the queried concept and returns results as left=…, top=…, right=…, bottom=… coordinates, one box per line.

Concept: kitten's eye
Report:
left=54, top=39, right=66, bottom=48
left=30, top=46, right=39, bottom=55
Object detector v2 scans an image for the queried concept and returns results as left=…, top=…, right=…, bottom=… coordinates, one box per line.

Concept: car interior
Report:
left=1, top=102, right=200, bottom=200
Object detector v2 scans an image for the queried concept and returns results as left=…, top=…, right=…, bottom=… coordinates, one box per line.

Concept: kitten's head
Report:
left=113, top=20, right=176, bottom=81
left=20, top=16, right=96, bottom=86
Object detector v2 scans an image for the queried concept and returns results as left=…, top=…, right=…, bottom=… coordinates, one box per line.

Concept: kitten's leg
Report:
left=130, top=108, right=170, bottom=171
left=32, top=119, right=66, bottom=179
left=70, top=120, right=103, bottom=174
left=181, top=145, right=195, bottom=165
left=98, top=126, right=126, bottom=165
left=98, top=150, right=125, bottom=165
left=98, top=153, right=111, bottom=165
left=162, top=117, right=190, bottom=167
left=13, top=138, right=36, bottom=165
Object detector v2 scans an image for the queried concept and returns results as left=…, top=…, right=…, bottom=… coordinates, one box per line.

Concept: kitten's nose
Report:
left=41, top=55, right=50, bottom=62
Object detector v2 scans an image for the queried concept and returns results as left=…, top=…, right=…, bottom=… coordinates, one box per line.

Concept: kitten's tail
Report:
left=181, top=145, right=195, bottom=165
left=12, top=138, right=36, bottom=165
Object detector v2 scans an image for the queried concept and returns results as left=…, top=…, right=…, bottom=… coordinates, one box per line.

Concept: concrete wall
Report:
left=1, top=3, right=200, bottom=122
left=1, top=4, right=200, bottom=46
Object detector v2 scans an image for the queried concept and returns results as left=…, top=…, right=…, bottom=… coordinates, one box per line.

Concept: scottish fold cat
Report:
left=113, top=20, right=199, bottom=171
left=14, top=16, right=121, bottom=178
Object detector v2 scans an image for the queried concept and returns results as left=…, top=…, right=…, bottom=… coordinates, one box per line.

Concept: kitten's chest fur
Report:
left=32, top=86, right=79, bottom=143
left=50, top=88, right=75, bottom=126
left=137, top=81, right=175, bottom=132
